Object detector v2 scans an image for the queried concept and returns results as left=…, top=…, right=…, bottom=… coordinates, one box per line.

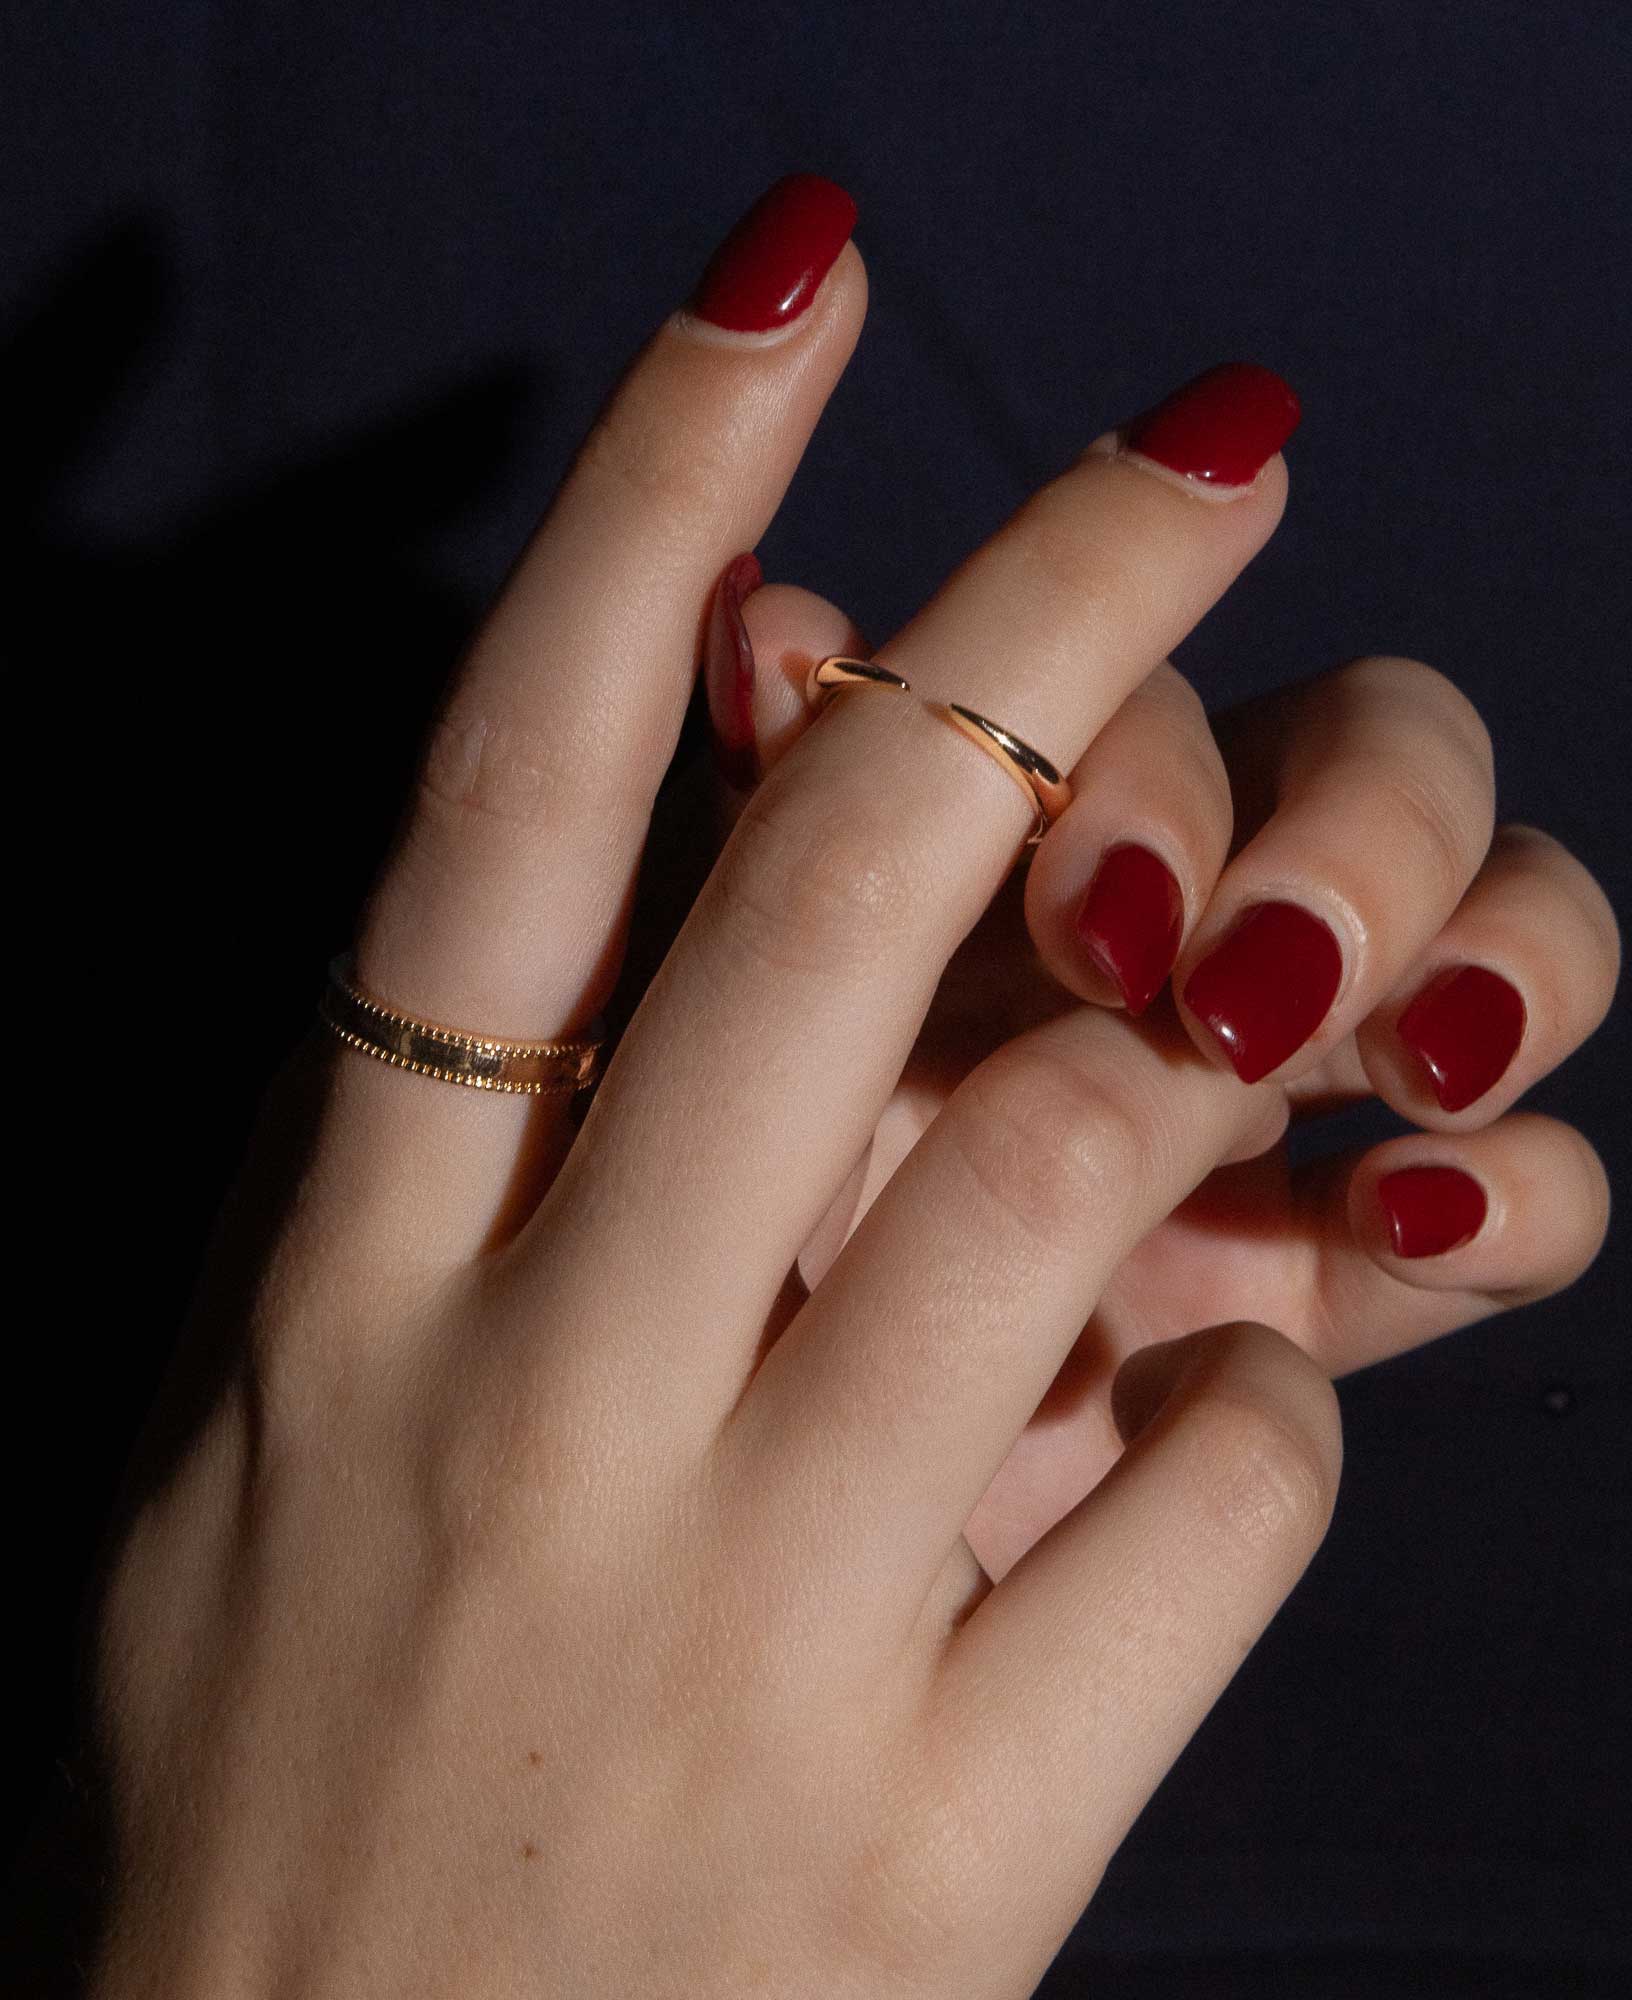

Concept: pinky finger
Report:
left=1299, top=1112, right=1611, bottom=1378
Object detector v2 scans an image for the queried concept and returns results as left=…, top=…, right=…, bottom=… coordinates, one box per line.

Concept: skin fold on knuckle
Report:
left=702, top=766, right=924, bottom=983
left=943, top=1041, right=1165, bottom=1260
left=410, top=700, right=630, bottom=852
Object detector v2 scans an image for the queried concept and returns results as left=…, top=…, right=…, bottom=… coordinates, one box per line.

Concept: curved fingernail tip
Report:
left=1074, top=844, right=1186, bottom=1015
left=688, top=172, right=858, bottom=332
left=1180, top=900, right=1343, bottom=1081
left=1376, top=1165, right=1488, bottom=1257
left=704, top=551, right=764, bottom=789
left=1396, top=963, right=1527, bottom=1112
left=1123, top=361, right=1302, bottom=486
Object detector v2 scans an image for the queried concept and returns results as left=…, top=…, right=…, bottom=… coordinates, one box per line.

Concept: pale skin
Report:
left=86, top=236, right=1617, bottom=1996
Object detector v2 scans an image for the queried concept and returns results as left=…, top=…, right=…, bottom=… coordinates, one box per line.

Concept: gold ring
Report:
left=805, top=655, right=912, bottom=706
left=929, top=702, right=1072, bottom=844
left=318, top=954, right=604, bottom=1095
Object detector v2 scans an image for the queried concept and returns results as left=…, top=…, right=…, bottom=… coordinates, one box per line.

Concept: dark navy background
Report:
left=5, top=3, right=1628, bottom=1990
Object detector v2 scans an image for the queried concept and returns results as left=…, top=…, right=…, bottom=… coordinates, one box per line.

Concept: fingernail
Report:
left=1396, top=963, right=1527, bottom=1113
left=704, top=552, right=764, bottom=789
left=1123, top=361, right=1302, bottom=486
left=688, top=173, right=858, bottom=333
left=1376, top=1165, right=1488, bottom=1258
left=1181, top=900, right=1344, bottom=1082
left=1073, top=844, right=1186, bottom=1015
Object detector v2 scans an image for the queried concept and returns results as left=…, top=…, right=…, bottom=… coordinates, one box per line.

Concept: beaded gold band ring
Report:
left=318, top=954, right=604, bottom=1095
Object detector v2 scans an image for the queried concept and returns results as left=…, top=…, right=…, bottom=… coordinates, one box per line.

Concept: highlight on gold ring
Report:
left=317, top=954, right=604, bottom=1095
left=805, top=655, right=913, bottom=707
left=930, top=700, right=1072, bottom=844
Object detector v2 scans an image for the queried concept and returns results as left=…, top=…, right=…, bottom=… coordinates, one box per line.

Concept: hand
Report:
left=702, top=588, right=1619, bottom=1581
left=87, top=176, right=1614, bottom=1997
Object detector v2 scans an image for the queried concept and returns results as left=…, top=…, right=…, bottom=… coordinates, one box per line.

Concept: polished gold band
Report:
left=805, top=655, right=913, bottom=705
left=318, top=954, right=604, bottom=1095
left=806, top=656, right=1071, bottom=843
left=930, top=701, right=1072, bottom=844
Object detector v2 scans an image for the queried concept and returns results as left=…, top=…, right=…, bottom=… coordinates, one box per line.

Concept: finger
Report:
left=1301, top=1112, right=1613, bottom=1373
left=1355, top=822, right=1621, bottom=1126
left=303, top=175, right=867, bottom=1260
left=703, top=566, right=871, bottom=809
left=1173, top=655, right=1496, bottom=1086
left=921, top=1102, right=1609, bottom=1594
left=534, top=363, right=1300, bottom=1431
left=721, top=997, right=1288, bottom=1644
left=1023, top=661, right=1232, bottom=1014
left=918, top=1323, right=1339, bottom=1977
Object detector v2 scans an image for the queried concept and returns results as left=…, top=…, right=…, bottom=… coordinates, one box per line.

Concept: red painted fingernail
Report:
left=1376, top=1165, right=1488, bottom=1258
left=688, top=173, right=858, bottom=333
left=1396, top=963, right=1527, bottom=1113
left=1181, top=901, right=1344, bottom=1082
left=1123, top=361, right=1302, bottom=486
left=703, top=552, right=763, bottom=789
left=1074, top=844, right=1186, bottom=1015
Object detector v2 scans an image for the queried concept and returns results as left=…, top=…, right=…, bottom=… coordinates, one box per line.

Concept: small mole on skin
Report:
left=521, top=1842, right=538, bottom=1861
left=527, top=1750, right=543, bottom=1767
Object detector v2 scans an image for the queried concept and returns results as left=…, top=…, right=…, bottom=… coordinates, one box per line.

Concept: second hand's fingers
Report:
left=1356, top=822, right=1621, bottom=1126
left=703, top=566, right=872, bottom=811
left=949, top=1105, right=1610, bottom=1587
left=1023, top=660, right=1233, bottom=1014
left=1173, top=655, right=1496, bottom=1087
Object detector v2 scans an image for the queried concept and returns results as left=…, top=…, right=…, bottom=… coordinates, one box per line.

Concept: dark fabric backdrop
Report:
left=5, top=2, right=1628, bottom=1992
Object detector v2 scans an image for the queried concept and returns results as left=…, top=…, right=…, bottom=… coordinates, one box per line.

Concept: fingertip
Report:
left=738, top=582, right=871, bottom=776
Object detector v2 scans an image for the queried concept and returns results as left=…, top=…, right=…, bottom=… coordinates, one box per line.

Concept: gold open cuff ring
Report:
left=318, top=954, right=605, bottom=1095
left=805, top=655, right=912, bottom=707
left=930, top=702, right=1072, bottom=844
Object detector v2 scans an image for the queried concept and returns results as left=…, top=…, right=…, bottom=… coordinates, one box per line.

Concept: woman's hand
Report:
left=706, top=591, right=1619, bottom=1581
left=87, top=176, right=1613, bottom=1997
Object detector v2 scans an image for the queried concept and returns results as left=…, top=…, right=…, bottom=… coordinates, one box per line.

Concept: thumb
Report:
left=928, top=1322, right=1342, bottom=1975
left=702, top=552, right=871, bottom=801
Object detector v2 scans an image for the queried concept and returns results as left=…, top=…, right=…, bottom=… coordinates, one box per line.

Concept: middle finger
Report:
left=523, top=363, right=1300, bottom=1425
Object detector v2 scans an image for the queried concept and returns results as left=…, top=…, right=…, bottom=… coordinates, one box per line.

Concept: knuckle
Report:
left=1346, top=654, right=1494, bottom=757
left=1190, top=1372, right=1341, bottom=1562
left=707, top=774, right=920, bottom=979
left=1358, top=752, right=1488, bottom=899
left=1503, top=824, right=1624, bottom=996
left=947, top=1042, right=1159, bottom=1255
left=1347, top=654, right=1496, bottom=793
left=571, top=370, right=731, bottom=521
left=412, top=703, right=594, bottom=846
left=833, top=1747, right=984, bottom=1984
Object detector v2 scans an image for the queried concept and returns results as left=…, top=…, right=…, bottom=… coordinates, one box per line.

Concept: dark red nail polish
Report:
left=688, top=173, right=858, bottom=333
left=1376, top=1165, right=1488, bottom=1258
left=1123, top=361, right=1302, bottom=485
left=1396, top=963, right=1527, bottom=1113
left=703, top=552, right=763, bottom=789
left=1181, top=900, right=1343, bottom=1082
left=1074, top=844, right=1185, bottom=1015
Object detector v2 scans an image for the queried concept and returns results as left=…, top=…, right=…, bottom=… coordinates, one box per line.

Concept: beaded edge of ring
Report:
left=318, top=955, right=604, bottom=1095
